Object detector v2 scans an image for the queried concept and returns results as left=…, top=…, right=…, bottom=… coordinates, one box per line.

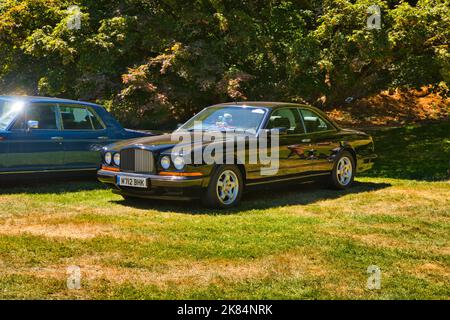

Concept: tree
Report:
left=0, top=0, right=448, bottom=128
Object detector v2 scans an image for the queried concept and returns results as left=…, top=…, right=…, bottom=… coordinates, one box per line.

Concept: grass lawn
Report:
left=0, top=121, right=449, bottom=299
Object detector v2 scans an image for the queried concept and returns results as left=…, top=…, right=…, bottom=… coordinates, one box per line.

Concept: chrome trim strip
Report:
left=246, top=172, right=330, bottom=186
left=98, top=170, right=202, bottom=181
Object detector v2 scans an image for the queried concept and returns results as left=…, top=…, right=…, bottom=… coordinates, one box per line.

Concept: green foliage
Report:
left=0, top=0, right=448, bottom=128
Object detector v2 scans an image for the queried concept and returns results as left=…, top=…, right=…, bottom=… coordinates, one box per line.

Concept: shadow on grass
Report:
left=0, top=176, right=390, bottom=215
left=0, top=177, right=105, bottom=195
left=362, top=121, right=450, bottom=181
left=112, top=180, right=391, bottom=215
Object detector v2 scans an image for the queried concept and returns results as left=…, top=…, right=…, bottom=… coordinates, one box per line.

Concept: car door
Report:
left=7, top=103, right=64, bottom=172
left=298, top=108, right=341, bottom=174
left=58, top=104, right=112, bottom=169
left=0, top=99, right=14, bottom=173
left=0, top=132, right=9, bottom=173
left=265, top=108, right=312, bottom=177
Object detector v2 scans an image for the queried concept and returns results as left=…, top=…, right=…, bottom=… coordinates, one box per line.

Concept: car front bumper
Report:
left=97, top=169, right=208, bottom=200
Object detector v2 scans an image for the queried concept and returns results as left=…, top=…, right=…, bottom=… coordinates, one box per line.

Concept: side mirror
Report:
left=27, top=120, right=39, bottom=130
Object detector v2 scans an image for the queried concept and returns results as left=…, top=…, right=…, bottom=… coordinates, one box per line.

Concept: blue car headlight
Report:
left=173, top=156, right=185, bottom=170
left=113, top=153, right=121, bottom=166
left=104, top=152, right=112, bottom=165
left=161, top=156, right=171, bottom=170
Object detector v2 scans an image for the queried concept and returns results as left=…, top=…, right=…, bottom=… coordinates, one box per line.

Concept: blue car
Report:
left=0, top=96, right=153, bottom=179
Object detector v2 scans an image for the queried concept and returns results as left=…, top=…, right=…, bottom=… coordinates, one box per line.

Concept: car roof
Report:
left=212, top=101, right=313, bottom=109
left=0, top=95, right=102, bottom=108
left=210, top=101, right=341, bottom=129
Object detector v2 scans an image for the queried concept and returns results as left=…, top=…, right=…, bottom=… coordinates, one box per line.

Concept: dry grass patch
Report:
left=389, top=261, right=450, bottom=285
left=2, top=249, right=329, bottom=292
left=413, top=263, right=450, bottom=279
left=0, top=172, right=448, bottom=298
left=311, top=183, right=450, bottom=220
left=322, top=229, right=449, bottom=256
left=325, top=231, right=406, bottom=249
left=0, top=222, right=116, bottom=240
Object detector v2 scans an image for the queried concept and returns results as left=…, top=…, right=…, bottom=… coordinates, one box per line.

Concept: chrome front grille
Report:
left=120, top=149, right=155, bottom=173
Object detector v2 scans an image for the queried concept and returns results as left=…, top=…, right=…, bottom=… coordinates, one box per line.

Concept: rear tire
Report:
left=202, top=165, right=244, bottom=208
left=330, top=151, right=355, bottom=190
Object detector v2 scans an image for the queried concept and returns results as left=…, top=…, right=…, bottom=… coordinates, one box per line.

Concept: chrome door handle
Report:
left=51, top=136, right=64, bottom=141
left=98, top=136, right=109, bottom=140
left=302, top=139, right=311, bottom=143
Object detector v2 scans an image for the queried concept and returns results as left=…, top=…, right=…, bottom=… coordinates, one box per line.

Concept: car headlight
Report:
left=104, top=152, right=112, bottom=165
left=173, top=156, right=185, bottom=170
left=161, top=156, right=171, bottom=170
left=113, top=153, right=121, bottom=166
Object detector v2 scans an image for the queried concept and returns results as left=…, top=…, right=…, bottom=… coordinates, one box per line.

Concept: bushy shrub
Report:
left=0, top=0, right=448, bottom=128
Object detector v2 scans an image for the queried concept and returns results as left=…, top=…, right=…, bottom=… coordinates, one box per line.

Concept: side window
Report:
left=299, top=109, right=333, bottom=133
left=60, top=105, right=104, bottom=130
left=87, top=108, right=105, bottom=130
left=0, top=100, right=24, bottom=130
left=11, top=111, right=26, bottom=130
left=267, top=108, right=305, bottom=134
left=15, top=104, right=58, bottom=130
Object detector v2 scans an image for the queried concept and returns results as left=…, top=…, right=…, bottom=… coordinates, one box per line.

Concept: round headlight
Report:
left=113, top=153, right=121, bottom=166
left=104, top=152, right=112, bottom=165
left=161, top=156, right=171, bottom=170
left=173, top=156, right=185, bottom=170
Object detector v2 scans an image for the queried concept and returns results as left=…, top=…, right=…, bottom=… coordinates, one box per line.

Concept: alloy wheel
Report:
left=336, top=156, right=353, bottom=186
left=216, top=170, right=240, bottom=205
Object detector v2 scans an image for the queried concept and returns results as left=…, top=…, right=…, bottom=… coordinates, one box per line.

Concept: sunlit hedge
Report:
left=0, top=0, right=448, bottom=128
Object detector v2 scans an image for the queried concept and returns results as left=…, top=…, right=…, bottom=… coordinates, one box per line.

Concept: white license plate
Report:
left=117, top=176, right=148, bottom=188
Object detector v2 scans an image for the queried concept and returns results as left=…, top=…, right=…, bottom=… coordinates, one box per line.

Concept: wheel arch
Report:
left=338, top=143, right=357, bottom=168
left=211, top=161, right=247, bottom=184
left=344, top=147, right=357, bottom=167
left=236, top=163, right=247, bottom=183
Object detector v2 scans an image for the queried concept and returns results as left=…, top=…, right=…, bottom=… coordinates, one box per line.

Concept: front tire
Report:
left=330, top=151, right=355, bottom=189
left=202, top=165, right=244, bottom=208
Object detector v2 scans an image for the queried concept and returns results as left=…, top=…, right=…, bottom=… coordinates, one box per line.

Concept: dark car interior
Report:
left=300, top=109, right=332, bottom=133
left=60, top=106, right=104, bottom=130
left=61, top=112, right=92, bottom=130
left=303, top=117, right=323, bottom=133
left=267, top=108, right=304, bottom=134
left=267, top=116, right=291, bottom=131
left=17, top=105, right=58, bottom=130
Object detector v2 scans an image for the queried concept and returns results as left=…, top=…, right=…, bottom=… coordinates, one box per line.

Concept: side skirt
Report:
left=246, top=172, right=331, bottom=187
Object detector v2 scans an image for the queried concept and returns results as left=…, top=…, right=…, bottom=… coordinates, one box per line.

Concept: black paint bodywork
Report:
left=98, top=102, right=377, bottom=200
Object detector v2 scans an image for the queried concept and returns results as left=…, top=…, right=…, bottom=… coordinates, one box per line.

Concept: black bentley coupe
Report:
left=98, top=102, right=376, bottom=208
